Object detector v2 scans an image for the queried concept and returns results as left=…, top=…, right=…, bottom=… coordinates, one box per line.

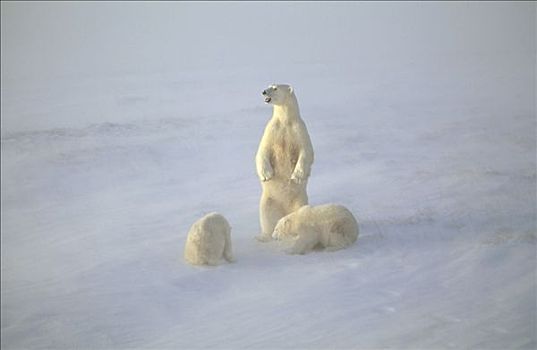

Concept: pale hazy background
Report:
left=1, top=2, right=534, bottom=132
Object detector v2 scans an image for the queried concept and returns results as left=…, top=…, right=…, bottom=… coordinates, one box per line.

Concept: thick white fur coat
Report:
left=184, top=213, right=234, bottom=266
left=256, top=84, right=314, bottom=241
left=272, top=204, right=359, bottom=254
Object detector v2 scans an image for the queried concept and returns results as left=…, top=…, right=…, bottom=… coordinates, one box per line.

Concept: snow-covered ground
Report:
left=2, top=2, right=536, bottom=349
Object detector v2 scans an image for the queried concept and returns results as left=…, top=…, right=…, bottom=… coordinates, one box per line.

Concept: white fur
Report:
left=272, top=204, right=359, bottom=254
left=184, top=213, right=234, bottom=266
left=256, top=84, right=314, bottom=241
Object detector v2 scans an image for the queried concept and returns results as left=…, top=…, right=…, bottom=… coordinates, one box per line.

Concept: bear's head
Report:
left=272, top=206, right=307, bottom=239
left=262, top=84, right=294, bottom=106
left=273, top=214, right=294, bottom=239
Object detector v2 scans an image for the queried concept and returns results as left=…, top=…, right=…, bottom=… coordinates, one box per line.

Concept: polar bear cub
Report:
left=272, top=204, right=359, bottom=254
left=256, top=84, right=314, bottom=242
left=184, top=213, right=234, bottom=266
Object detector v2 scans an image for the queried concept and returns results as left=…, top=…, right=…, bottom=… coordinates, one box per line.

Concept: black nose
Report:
left=262, top=90, right=267, bottom=95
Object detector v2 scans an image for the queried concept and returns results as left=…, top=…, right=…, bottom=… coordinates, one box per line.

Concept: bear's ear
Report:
left=288, top=85, right=294, bottom=94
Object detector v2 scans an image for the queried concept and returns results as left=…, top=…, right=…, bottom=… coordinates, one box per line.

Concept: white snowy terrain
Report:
left=1, top=2, right=535, bottom=349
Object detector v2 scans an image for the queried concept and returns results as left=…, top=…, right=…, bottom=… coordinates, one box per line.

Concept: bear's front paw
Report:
left=256, top=234, right=273, bottom=242
left=290, top=169, right=306, bottom=184
left=259, top=167, right=274, bottom=182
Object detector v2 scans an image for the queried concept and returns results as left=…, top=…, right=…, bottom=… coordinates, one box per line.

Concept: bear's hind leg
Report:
left=327, top=217, right=358, bottom=251
left=258, top=195, right=285, bottom=242
left=286, top=232, right=319, bottom=255
left=223, top=230, right=235, bottom=262
left=288, top=192, right=308, bottom=213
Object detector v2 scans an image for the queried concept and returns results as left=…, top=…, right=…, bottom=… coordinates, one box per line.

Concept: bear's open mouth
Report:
left=264, top=97, right=271, bottom=103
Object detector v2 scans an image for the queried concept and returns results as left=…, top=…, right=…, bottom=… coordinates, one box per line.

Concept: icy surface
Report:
left=1, top=2, right=536, bottom=349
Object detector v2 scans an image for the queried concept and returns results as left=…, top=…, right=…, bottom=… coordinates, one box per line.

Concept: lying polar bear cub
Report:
left=272, top=204, right=359, bottom=254
left=184, top=213, right=234, bottom=266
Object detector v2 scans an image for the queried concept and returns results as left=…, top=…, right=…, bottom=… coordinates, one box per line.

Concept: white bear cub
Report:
left=272, top=204, right=359, bottom=254
left=184, top=213, right=234, bottom=266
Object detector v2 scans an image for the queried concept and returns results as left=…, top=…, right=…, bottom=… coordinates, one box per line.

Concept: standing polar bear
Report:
left=184, top=213, right=234, bottom=266
left=256, top=84, right=314, bottom=242
left=272, top=204, right=359, bottom=254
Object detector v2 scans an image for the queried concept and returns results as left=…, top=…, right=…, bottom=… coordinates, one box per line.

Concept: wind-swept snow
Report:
left=1, top=2, right=535, bottom=349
